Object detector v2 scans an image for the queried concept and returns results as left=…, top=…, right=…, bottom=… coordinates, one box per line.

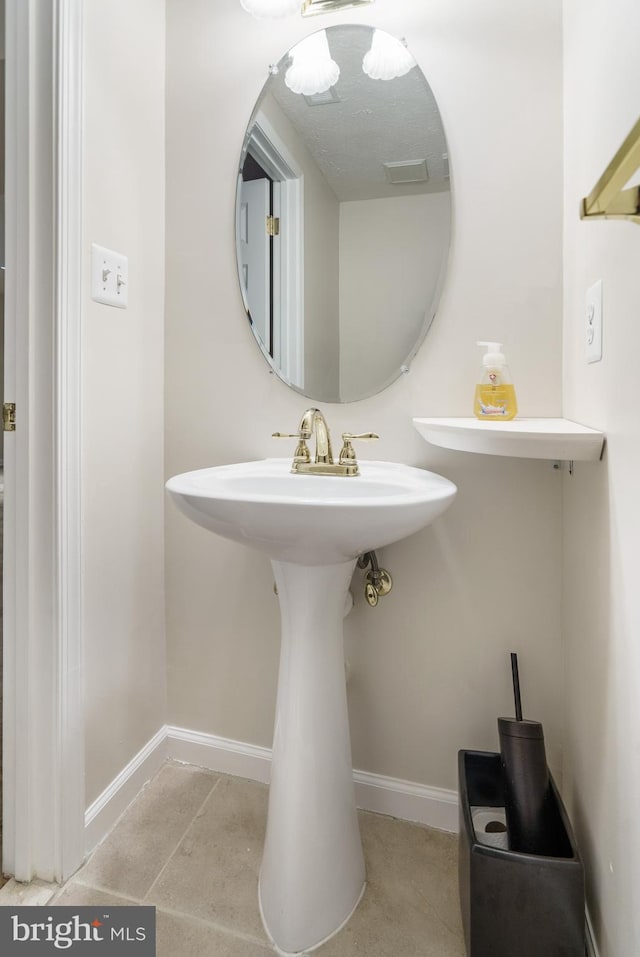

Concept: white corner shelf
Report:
left=412, top=417, right=605, bottom=462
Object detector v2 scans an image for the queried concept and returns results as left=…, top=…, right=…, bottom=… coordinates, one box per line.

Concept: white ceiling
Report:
left=266, top=24, right=450, bottom=202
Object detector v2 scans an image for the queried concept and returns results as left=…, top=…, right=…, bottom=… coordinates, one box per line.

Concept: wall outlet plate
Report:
left=91, top=243, right=128, bottom=308
left=586, top=279, right=603, bottom=363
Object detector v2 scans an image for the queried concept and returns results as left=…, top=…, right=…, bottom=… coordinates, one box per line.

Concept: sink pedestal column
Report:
left=259, top=559, right=365, bottom=956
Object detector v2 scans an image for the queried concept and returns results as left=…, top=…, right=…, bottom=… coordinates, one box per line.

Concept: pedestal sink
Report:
left=166, top=458, right=456, bottom=955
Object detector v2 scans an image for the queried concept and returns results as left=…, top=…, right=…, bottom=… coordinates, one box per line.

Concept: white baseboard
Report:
left=167, top=725, right=272, bottom=784
left=353, top=769, right=458, bottom=832
left=83, top=724, right=459, bottom=857
left=84, top=726, right=168, bottom=855
left=166, top=725, right=459, bottom=832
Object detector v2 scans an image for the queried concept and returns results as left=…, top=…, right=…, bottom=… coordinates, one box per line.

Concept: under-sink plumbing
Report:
left=357, top=550, right=393, bottom=607
left=275, top=551, right=392, bottom=609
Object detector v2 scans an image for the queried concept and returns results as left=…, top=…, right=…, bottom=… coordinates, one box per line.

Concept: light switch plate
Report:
left=91, top=243, right=128, bottom=308
left=586, top=279, right=603, bottom=363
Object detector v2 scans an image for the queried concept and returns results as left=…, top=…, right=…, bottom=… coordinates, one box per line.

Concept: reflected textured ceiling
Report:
left=268, top=24, right=450, bottom=201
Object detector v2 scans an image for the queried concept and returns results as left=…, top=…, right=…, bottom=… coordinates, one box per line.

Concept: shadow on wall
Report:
left=561, top=452, right=611, bottom=949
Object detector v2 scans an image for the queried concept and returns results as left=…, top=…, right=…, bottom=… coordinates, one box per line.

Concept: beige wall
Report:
left=76, top=2, right=640, bottom=948
left=165, top=0, right=564, bottom=793
left=339, top=192, right=450, bottom=401
left=562, top=1, right=640, bottom=954
left=82, top=0, right=166, bottom=806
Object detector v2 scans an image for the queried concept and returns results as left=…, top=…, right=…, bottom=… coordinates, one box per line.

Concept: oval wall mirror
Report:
left=236, top=24, right=451, bottom=403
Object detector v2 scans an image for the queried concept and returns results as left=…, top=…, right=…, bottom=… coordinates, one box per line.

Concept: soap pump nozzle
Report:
left=477, top=341, right=506, bottom=369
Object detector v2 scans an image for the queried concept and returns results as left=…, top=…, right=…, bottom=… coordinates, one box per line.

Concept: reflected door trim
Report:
left=237, top=116, right=305, bottom=389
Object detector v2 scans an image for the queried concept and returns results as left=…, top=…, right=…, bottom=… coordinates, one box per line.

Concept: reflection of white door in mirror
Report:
left=239, top=177, right=271, bottom=352
left=237, top=117, right=304, bottom=390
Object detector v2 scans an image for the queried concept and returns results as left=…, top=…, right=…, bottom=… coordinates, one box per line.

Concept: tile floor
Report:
left=52, top=761, right=465, bottom=957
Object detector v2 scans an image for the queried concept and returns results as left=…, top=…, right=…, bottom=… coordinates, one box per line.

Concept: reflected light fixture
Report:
left=285, top=30, right=340, bottom=96
left=362, top=30, right=416, bottom=80
left=302, top=0, right=375, bottom=14
left=239, top=0, right=374, bottom=18
left=239, top=0, right=300, bottom=18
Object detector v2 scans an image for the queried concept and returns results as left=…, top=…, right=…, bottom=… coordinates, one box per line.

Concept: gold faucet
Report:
left=273, top=408, right=378, bottom=476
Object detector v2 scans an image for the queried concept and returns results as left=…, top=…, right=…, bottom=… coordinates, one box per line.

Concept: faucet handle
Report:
left=339, top=432, right=379, bottom=466
left=272, top=431, right=311, bottom=465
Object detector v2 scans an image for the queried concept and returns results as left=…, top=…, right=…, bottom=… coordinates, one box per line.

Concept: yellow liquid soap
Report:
left=474, top=383, right=518, bottom=421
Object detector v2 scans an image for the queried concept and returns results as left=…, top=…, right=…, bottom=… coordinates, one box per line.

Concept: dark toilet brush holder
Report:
left=458, top=750, right=585, bottom=957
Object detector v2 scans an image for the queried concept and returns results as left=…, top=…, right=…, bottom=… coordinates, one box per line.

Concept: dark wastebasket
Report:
left=458, top=749, right=585, bottom=957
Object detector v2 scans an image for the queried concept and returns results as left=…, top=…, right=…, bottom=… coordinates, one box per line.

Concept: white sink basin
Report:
left=166, top=458, right=456, bottom=566
left=166, top=457, right=456, bottom=955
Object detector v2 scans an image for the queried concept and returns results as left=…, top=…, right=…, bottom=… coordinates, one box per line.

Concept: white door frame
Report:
left=3, top=0, right=84, bottom=883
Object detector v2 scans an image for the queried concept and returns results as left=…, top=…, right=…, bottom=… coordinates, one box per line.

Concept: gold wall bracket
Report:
left=581, top=116, right=640, bottom=224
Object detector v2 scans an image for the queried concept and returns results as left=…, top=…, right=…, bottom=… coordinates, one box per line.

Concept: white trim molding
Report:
left=84, top=728, right=169, bottom=855
left=168, top=726, right=459, bottom=830
left=168, top=726, right=273, bottom=785
left=2, top=0, right=30, bottom=883
left=84, top=725, right=459, bottom=856
left=53, top=0, right=85, bottom=884
left=168, top=727, right=458, bottom=831
left=353, top=769, right=459, bottom=833
left=2, top=0, right=85, bottom=884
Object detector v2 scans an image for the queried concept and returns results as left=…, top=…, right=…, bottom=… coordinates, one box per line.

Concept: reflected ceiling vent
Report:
left=302, top=0, right=374, bottom=16
left=303, top=88, right=341, bottom=107
left=383, top=159, right=429, bottom=185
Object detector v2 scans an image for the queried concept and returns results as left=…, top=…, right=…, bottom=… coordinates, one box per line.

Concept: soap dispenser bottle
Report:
left=474, top=341, right=518, bottom=420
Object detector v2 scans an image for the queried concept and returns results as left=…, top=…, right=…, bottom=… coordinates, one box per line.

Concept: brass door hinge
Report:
left=266, top=215, right=280, bottom=237
left=3, top=402, right=16, bottom=432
